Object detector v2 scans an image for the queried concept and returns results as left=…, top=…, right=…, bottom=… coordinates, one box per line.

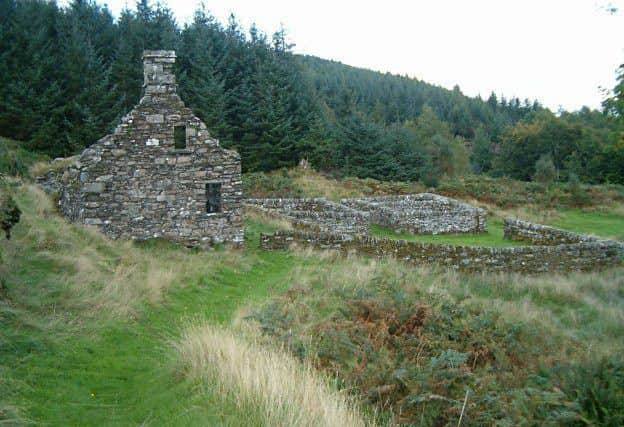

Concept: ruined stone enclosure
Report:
left=341, top=193, right=487, bottom=235
left=255, top=194, right=622, bottom=273
left=245, top=198, right=370, bottom=236
left=40, top=51, right=243, bottom=248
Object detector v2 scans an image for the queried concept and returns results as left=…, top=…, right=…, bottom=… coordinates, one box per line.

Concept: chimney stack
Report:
left=142, top=50, right=177, bottom=95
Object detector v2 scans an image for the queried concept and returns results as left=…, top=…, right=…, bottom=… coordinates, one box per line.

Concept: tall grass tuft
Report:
left=175, top=323, right=374, bottom=427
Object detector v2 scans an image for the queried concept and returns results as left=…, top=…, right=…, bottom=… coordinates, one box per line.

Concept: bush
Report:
left=247, top=275, right=582, bottom=426
left=566, top=173, right=593, bottom=207
left=0, top=138, right=47, bottom=177
left=243, top=170, right=304, bottom=198
left=555, top=357, right=624, bottom=426
left=533, top=154, right=557, bottom=185
left=0, top=179, right=21, bottom=240
left=1, top=195, right=21, bottom=240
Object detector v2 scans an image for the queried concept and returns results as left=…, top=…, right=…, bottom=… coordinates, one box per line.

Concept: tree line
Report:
left=1, top=0, right=623, bottom=184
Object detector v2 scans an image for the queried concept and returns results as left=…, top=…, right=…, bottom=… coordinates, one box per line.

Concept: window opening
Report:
left=206, top=183, right=222, bottom=213
left=174, top=126, right=186, bottom=149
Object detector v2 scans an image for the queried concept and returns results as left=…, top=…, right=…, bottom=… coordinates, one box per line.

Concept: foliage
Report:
left=555, top=357, right=624, bottom=426
left=243, top=169, right=304, bottom=198
left=0, top=177, right=21, bottom=239
left=248, top=258, right=624, bottom=426
left=0, top=137, right=47, bottom=177
left=4, top=1, right=622, bottom=184
left=493, top=109, right=624, bottom=183
left=469, top=127, right=493, bottom=174
left=533, top=153, right=557, bottom=185
left=603, top=63, right=624, bottom=120
left=437, top=175, right=623, bottom=209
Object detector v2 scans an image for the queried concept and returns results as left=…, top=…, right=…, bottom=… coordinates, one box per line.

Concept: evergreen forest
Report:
left=1, top=0, right=623, bottom=184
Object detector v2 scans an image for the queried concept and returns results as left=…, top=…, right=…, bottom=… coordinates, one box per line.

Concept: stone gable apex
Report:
left=39, top=50, right=244, bottom=248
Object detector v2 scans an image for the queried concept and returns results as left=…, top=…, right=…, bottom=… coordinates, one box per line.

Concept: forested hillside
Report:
left=1, top=0, right=623, bottom=183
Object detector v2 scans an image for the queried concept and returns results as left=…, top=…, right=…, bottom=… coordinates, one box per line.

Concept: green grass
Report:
left=2, top=181, right=623, bottom=426
left=551, top=209, right=624, bottom=241
left=0, top=137, right=47, bottom=177
left=370, top=209, right=624, bottom=247
left=1, top=185, right=308, bottom=425
left=370, top=217, right=529, bottom=247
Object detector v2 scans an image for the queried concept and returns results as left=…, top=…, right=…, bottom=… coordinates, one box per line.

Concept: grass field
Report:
left=371, top=209, right=624, bottom=247
left=552, top=209, right=624, bottom=241
left=1, top=174, right=623, bottom=426
left=370, top=217, right=529, bottom=247
left=1, top=184, right=370, bottom=426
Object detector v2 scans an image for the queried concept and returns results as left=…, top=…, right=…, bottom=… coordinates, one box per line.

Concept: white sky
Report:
left=89, top=0, right=624, bottom=111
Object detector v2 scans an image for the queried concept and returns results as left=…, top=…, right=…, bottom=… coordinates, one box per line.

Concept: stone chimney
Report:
left=142, top=50, right=177, bottom=95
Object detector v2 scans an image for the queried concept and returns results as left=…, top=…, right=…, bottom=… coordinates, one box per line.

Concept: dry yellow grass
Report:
left=258, top=253, right=624, bottom=357
left=28, top=156, right=80, bottom=179
left=290, top=168, right=356, bottom=201
left=175, top=323, right=373, bottom=427
left=7, top=184, right=249, bottom=319
left=244, top=205, right=294, bottom=231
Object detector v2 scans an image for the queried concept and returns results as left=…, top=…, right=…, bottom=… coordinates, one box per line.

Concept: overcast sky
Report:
left=87, top=0, right=624, bottom=111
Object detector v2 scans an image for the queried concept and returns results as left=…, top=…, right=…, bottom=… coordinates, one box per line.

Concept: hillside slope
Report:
left=0, top=183, right=369, bottom=426
left=1, top=173, right=623, bottom=425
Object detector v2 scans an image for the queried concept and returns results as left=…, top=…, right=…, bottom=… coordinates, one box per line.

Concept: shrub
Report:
left=247, top=273, right=578, bottom=425
left=0, top=180, right=21, bottom=240
left=566, top=173, right=592, bottom=207
left=533, top=154, right=557, bottom=185
left=555, top=357, right=624, bottom=426
left=0, top=138, right=47, bottom=177
left=243, top=169, right=304, bottom=198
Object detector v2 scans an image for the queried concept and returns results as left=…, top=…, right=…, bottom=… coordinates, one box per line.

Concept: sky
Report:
left=80, top=0, right=624, bottom=111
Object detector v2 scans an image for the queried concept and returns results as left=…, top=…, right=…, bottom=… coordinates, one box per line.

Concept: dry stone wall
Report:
left=341, top=193, right=487, bottom=234
left=245, top=198, right=370, bottom=236
left=504, top=218, right=600, bottom=245
left=260, top=230, right=623, bottom=273
left=39, top=51, right=243, bottom=248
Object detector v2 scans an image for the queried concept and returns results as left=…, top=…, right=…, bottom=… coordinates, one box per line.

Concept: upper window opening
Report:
left=174, top=125, right=186, bottom=149
left=206, top=183, right=222, bottom=213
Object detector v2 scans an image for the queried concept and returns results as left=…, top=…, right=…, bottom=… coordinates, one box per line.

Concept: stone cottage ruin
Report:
left=42, top=50, right=243, bottom=247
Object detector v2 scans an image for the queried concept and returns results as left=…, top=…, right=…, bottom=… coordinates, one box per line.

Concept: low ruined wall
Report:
left=245, top=198, right=370, bottom=236
left=341, top=193, right=487, bottom=235
left=504, top=218, right=600, bottom=245
left=260, top=230, right=623, bottom=273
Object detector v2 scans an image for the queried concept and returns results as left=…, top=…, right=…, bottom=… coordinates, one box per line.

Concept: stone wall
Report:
left=504, top=218, right=600, bottom=245
left=260, top=230, right=623, bottom=273
left=341, top=193, right=487, bottom=234
left=38, top=51, right=243, bottom=248
left=244, top=198, right=370, bottom=236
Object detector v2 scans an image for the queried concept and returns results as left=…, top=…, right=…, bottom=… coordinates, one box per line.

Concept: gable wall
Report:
left=50, top=94, right=243, bottom=247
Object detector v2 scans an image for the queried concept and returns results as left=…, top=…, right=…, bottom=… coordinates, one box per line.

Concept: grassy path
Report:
left=17, top=253, right=296, bottom=426
left=1, top=189, right=300, bottom=426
